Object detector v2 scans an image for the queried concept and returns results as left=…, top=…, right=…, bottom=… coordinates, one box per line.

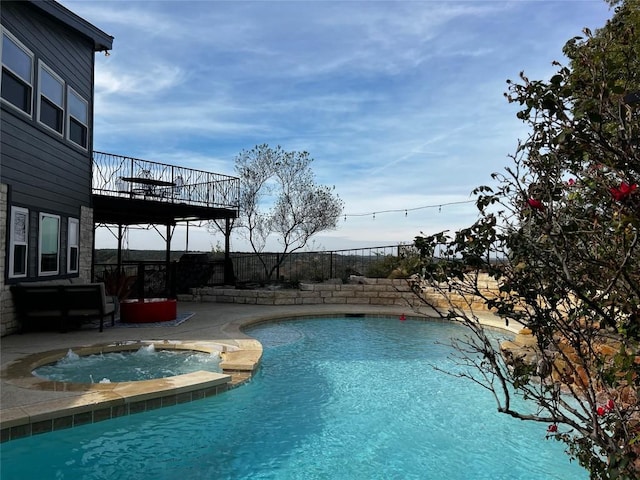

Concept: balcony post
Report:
left=224, top=217, right=235, bottom=285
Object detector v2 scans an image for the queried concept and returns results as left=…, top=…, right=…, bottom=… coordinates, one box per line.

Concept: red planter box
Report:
left=120, top=298, right=177, bottom=323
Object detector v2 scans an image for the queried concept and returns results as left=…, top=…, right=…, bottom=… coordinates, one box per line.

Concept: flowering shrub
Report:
left=411, top=2, right=640, bottom=478
left=526, top=198, right=545, bottom=210
left=609, top=182, right=638, bottom=201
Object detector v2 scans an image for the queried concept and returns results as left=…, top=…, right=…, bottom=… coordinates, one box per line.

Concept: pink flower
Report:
left=606, top=399, right=615, bottom=412
left=609, top=182, right=638, bottom=201
left=567, top=178, right=576, bottom=187
left=547, top=424, right=558, bottom=433
left=597, top=406, right=606, bottom=416
left=527, top=198, right=544, bottom=211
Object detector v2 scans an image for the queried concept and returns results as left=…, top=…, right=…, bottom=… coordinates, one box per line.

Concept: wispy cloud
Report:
left=62, top=0, right=614, bottom=251
left=96, top=63, right=184, bottom=96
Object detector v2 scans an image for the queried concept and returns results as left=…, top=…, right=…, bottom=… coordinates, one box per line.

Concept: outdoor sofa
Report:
left=11, top=279, right=116, bottom=333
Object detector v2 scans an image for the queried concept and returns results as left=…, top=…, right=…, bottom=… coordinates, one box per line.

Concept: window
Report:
left=67, top=218, right=79, bottom=273
left=67, top=87, right=88, bottom=149
left=38, top=62, right=64, bottom=134
left=1, top=29, right=33, bottom=115
left=39, top=213, right=60, bottom=276
left=9, top=207, right=29, bottom=278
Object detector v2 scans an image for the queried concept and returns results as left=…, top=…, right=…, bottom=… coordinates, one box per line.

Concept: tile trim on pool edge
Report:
left=1, top=380, right=232, bottom=442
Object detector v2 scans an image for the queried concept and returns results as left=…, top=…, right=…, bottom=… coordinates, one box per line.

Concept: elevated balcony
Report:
left=92, top=151, right=239, bottom=209
left=91, top=151, right=239, bottom=288
left=91, top=151, right=240, bottom=225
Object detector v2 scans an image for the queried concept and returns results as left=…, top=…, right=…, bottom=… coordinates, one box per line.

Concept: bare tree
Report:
left=232, top=144, right=343, bottom=281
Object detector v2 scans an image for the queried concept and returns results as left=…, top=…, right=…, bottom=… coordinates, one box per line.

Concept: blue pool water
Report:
left=1, top=317, right=587, bottom=479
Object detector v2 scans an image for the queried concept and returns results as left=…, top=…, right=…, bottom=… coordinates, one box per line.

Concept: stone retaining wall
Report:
left=181, top=275, right=499, bottom=312
left=183, top=278, right=422, bottom=307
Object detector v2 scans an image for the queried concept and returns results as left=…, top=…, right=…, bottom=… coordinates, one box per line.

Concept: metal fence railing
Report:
left=92, top=151, right=240, bottom=212
left=93, top=244, right=425, bottom=297
left=231, top=244, right=421, bottom=284
left=92, top=242, right=502, bottom=297
left=94, top=262, right=173, bottom=299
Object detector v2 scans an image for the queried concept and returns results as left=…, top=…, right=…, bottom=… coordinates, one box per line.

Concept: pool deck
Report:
left=0, top=302, right=517, bottom=442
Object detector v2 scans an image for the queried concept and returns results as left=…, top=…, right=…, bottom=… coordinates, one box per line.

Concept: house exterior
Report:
left=0, top=0, right=113, bottom=335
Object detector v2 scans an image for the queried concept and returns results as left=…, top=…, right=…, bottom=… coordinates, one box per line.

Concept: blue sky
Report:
left=61, top=0, right=613, bottom=252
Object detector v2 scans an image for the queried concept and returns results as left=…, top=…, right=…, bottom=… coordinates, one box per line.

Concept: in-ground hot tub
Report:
left=120, top=298, right=177, bottom=323
left=33, top=343, right=222, bottom=383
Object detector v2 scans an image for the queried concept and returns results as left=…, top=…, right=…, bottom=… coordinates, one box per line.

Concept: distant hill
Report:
left=94, top=249, right=218, bottom=264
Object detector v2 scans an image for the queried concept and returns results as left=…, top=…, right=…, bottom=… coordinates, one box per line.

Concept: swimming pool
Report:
left=1, top=316, right=587, bottom=479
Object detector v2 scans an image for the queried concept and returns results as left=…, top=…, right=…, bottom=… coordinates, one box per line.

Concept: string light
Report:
left=343, top=199, right=474, bottom=219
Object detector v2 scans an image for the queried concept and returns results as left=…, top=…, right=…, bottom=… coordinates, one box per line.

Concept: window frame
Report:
left=66, top=86, right=89, bottom=150
left=8, top=206, right=29, bottom=279
left=37, top=60, right=64, bottom=136
left=67, top=217, right=80, bottom=274
left=0, top=28, right=34, bottom=117
left=38, top=212, right=60, bottom=276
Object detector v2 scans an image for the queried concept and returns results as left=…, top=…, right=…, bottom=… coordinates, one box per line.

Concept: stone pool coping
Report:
left=0, top=339, right=262, bottom=442
left=0, top=303, right=517, bottom=443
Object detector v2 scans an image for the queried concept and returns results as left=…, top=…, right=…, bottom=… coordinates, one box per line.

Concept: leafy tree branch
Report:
left=410, top=2, right=640, bottom=477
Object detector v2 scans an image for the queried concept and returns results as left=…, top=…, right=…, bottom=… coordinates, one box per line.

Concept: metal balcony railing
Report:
left=92, top=151, right=240, bottom=212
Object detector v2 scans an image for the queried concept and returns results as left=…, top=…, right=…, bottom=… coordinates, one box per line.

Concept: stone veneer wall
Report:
left=0, top=184, right=11, bottom=336
left=182, top=274, right=500, bottom=311
left=78, top=206, right=93, bottom=283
